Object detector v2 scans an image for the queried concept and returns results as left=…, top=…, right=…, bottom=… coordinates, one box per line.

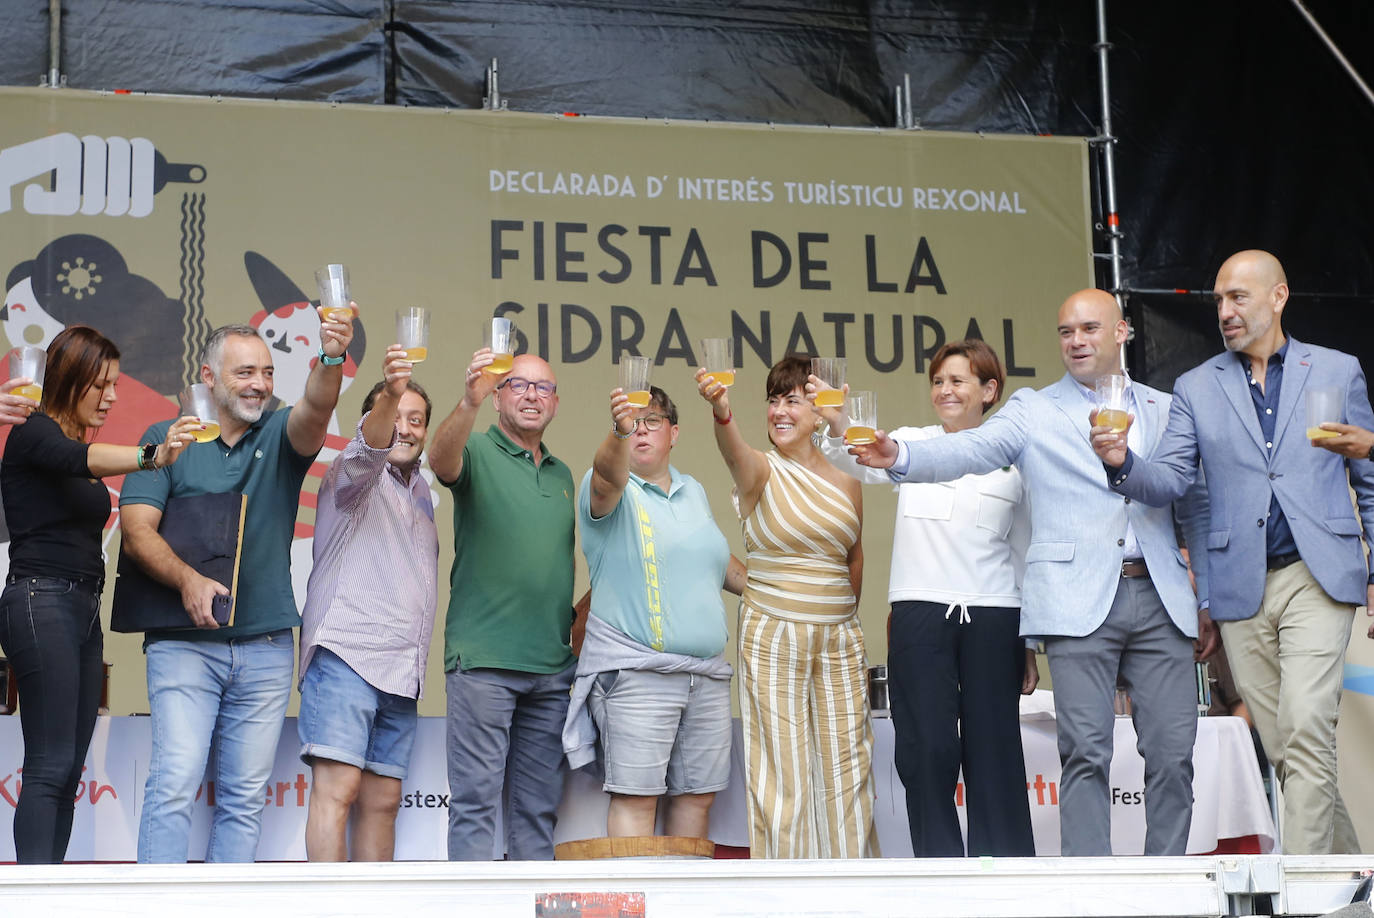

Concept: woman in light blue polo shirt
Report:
left=563, top=385, right=744, bottom=839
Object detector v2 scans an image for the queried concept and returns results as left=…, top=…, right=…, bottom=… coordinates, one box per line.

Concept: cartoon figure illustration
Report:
left=1, top=235, right=189, bottom=572
left=243, top=252, right=366, bottom=434
left=4, top=234, right=187, bottom=395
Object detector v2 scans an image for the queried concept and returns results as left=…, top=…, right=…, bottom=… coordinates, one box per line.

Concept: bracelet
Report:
left=612, top=423, right=633, bottom=440
left=317, top=348, right=345, bottom=366
left=714, top=411, right=732, bottom=426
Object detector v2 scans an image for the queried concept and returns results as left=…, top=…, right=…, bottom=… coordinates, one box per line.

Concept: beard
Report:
left=213, top=377, right=266, bottom=424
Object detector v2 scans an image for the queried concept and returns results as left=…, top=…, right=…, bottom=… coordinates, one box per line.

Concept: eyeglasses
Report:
left=627, top=414, right=668, bottom=432
left=498, top=377, right=557, bottom=398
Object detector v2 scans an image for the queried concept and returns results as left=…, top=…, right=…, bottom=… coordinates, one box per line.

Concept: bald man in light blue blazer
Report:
left=1092, top=250, right=1374, bottom=855
left=856, top=289, right=1213, bottom=856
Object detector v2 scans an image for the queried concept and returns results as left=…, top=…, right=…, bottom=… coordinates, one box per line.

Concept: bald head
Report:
left=1214, top=249, right=1288, bottom=356
left=1058, top=288, right=1123, bottom=326
left=495, top=352, right=560, bottom=441
left=1057, top=288, right=1128, bottom=384
left=1217, top=249, right=1287, bottom=289
left=510, top=353, right=555, bottom=383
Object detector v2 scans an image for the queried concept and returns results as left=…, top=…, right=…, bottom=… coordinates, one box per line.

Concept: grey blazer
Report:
left=1109, top=337, right=1374, bottom=621
left=891, top=373, right=1208, bottom=639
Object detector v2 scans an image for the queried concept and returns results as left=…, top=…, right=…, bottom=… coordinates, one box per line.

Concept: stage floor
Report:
left=0, top=855, right=1368, bottom=918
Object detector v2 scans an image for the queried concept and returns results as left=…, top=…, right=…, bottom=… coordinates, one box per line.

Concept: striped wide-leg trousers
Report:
left=737, top=603, right=878, bottom=859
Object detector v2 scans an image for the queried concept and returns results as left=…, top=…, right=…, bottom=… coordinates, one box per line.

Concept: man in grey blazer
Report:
left=856, top=288, right=1213, bottom=856
left=1091, top=249, right=1373, bottom=855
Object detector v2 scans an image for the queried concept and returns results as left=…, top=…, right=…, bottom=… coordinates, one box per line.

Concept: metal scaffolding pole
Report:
left=1290, top=0, right=1374, bottom=112
left=46, top=0, right=62, bottom=88
left=1092, top=0, right=1127, bottom=365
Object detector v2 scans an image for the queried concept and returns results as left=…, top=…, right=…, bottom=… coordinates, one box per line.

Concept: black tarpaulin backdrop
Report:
left=4, top=0, right=1372, bottom=389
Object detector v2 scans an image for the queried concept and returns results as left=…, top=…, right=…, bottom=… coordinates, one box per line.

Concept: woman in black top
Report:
left=0, top=326, right=198, bottom=864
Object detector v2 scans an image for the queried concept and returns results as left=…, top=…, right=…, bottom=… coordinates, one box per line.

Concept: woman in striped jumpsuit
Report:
left=695, top=354, right=876, bottom=858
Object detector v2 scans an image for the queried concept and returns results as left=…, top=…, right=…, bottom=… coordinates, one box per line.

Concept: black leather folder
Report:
left=111, top=491, right=246, bottom=632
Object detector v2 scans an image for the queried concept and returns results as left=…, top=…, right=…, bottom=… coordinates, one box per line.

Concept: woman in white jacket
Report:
left=814, top=338, right=1039, bottom=857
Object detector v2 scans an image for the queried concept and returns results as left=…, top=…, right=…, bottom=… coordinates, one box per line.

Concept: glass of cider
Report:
left=619, top=356, right=653, bottom=407
left=699, top=338, right=735, bottom=389
left=482, top=316, right=516, bottom=374
left=179, top=383, right=221, bottom=443
left=844, top=390, right=878, bottom=446
left=7, top=346, right=45, bottom=404
left=315, top=264, right=354, bottom=323
left=1095, top=374, right=1130, bottom=434
left=397, top=307, right=432, bottom=364
left=810, top=357, right=846, bottom=408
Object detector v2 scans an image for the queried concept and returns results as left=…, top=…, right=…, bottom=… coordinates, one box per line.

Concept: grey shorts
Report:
left=588, top=668, right=732, bottom=796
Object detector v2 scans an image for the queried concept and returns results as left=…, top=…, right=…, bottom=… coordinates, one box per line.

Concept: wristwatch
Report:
left=138, top=443, right=159, bottom=470
left=317, top=348, right=345, bottom=366
left=1367, top=443, right=1374, bottom=462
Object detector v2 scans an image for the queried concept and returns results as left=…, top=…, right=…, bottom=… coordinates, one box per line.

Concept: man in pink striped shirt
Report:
left=297, top=346, right=439, bottom=861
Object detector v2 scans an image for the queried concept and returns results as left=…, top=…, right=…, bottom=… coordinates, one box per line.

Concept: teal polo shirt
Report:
left=442, top=425, right=576, bottom=674
left=120, top=407, right=316, bottom=642
left=578, top=467, right=729, bottom=658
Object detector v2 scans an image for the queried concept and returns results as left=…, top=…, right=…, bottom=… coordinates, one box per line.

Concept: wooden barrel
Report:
left=554, top=835, right=715, bottom=860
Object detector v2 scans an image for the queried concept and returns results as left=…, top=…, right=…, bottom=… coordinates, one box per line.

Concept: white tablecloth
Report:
left=0, top=708, right=1274, bottom=861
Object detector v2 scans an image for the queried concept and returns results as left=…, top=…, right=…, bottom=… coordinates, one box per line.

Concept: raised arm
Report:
left=85, top=417, right=200, bottom=478
left=287, top=306, right=355, bottom=456
left=121, top=502, right=226, bottom=629
left=328, top=346, right=418, bottom=513
left=587, top=388, right=636, bottom=519
left=1106, top=388, right=1201, bottom=506
left=360, top=346, right=414, bottom=450
left=864, top=390, right=1030, bottom=482
left=428, top=347, right=504, bottom=483
left=694, top=367, right=769, bottom=512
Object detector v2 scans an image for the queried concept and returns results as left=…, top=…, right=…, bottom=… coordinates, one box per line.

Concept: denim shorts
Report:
left=588, top=668, right=731, bottom=796
left=297, top=647, right=417, bottom=780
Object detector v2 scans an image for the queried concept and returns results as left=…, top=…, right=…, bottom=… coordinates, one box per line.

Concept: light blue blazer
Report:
left=892, top=373, right=1208, bottom=639
left=1109, top=337, right=1374, bottom=621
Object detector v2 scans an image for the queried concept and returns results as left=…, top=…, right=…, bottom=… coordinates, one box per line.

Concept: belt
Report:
left=1266, top=550, right=1302, bottom=572
left=5, top=573, right=104, bottom=591
left=1120, top=559, right=1150, bottom=579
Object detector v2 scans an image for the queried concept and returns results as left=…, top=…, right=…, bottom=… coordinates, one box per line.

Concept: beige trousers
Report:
left=1219, top=560, right=1360, bottom=854
left=737, top=604, right=878, bottom=859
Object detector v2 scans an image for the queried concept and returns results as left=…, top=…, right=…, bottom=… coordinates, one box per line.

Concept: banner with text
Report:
left=0, top=87, right=1092, bottom=713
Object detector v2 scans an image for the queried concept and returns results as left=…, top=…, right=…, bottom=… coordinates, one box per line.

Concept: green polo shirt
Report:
left=442, top=424, right=576, bottom=674
left=120, top=407, right=316, bottom=642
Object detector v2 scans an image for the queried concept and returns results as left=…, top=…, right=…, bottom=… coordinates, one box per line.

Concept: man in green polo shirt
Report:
left=429, top=348, right=576, bottom=861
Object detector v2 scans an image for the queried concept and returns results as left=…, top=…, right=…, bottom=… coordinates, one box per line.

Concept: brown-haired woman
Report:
left=813, top=338, right=1038, bottom=857
left=0, top=326, right=199, bottom=863
left=696, top=354, right=876, bottom=859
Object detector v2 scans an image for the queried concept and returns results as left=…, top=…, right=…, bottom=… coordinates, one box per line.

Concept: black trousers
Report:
left=888, top=599, right=1034, bottom=857
left=0, top=576, right=104, bottom=864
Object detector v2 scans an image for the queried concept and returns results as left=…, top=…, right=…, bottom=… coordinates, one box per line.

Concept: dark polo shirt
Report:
left=120, top=407, right=316, bottom=642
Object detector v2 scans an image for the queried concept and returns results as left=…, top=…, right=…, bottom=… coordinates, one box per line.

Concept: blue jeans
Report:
left=444, top=663, right=574, bottom=860
left=0, top=576, right=104, bottom=864
left=137, top=630, right=294, bottom=863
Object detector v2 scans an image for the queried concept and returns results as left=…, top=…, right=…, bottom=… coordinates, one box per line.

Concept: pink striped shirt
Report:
left=299, top=419, right=438, bottom=699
